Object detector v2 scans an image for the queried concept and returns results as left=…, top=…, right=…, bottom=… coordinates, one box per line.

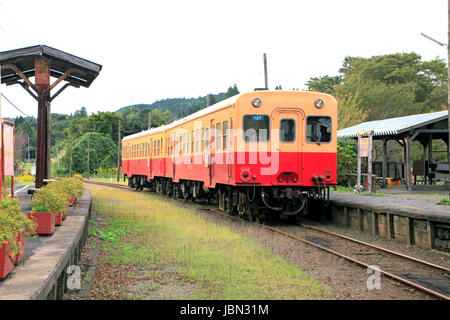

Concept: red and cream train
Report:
left=121, top=90, right=337, bottom=220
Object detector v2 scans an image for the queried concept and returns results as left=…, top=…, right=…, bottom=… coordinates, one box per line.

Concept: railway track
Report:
left=84, top=179, right=450, bottom=300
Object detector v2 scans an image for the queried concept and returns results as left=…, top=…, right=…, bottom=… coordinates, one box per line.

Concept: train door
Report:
left=209, top=119, right=215, bottom=186
left=271, top=109, right=302, bottom=184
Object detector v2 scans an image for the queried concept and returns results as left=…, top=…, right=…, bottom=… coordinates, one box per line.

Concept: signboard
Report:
left=359, top=137, right=370, bottom=157
left=3, top=122, right=14, bottom=176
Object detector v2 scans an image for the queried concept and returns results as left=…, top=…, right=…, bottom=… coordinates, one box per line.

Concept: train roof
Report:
left=122, top=94, right=240, bottom=142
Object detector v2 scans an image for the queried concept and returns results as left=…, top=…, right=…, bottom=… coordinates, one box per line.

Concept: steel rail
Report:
left=83, top=180, right=450, bottom=300
left=261, top=224, right=449, bottom=300
left=296, top=222, right=450, bottom=274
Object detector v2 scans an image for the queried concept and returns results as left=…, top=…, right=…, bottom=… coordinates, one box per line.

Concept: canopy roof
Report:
left=338, top=111, right=448, bottom=139
left=0, top=45, right=102, bottom=88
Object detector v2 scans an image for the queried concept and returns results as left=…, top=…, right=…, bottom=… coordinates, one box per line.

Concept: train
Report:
left=121, top=90, right=337, bottom=221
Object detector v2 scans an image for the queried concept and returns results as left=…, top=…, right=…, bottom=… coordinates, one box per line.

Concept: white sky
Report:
left=0, top=0, right=448, bottom=118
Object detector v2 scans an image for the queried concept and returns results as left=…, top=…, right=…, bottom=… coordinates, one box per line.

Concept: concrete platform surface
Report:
left=0, top=187, right=91, bottom=300
left=330, top=192, right=450, bottom=223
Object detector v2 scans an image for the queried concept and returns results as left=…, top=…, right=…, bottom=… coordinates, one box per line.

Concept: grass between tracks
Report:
left=87, top=184, right=332, bottom=300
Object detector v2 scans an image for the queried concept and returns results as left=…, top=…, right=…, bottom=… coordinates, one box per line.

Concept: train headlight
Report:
left=314, top=98, right=324, bottom=109
left=252, top=98, right=262, bottom=108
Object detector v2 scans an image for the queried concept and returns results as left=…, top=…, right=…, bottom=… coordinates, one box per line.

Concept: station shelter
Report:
left=337, top=111, right=449, bottom=191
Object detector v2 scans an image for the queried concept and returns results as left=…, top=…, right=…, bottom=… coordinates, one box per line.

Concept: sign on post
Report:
left=356, top=131, right=374, bottom=195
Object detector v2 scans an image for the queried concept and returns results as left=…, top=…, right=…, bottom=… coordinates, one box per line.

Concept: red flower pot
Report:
left=0, top=240, right=14, bottom=279
left=13, top=230, right=26, bottom=265
left=55, top=213, right=63, bottom=226
left=74, top=197, right=78, bottom=204
left=28, top=212, right=55, bottom=235
left=62, top=213, right=67, bottom=221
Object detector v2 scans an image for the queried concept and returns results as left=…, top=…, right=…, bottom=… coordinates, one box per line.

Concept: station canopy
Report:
left=338, top=111, right=448, bottom=141
left=0, top=45, right=102, bottom=88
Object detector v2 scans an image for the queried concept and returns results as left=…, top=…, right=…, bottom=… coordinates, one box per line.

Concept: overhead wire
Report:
left=1, top=93, right=31, bottom=117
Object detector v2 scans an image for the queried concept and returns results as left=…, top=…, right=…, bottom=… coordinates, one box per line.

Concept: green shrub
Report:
left=32, top=187, right=67, bottom=214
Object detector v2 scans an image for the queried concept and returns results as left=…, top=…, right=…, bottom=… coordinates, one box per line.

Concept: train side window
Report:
left=280, top=119, right=296, bottom=142
left=243, top=115, right=270, bottom=142
left=196, top=129, right=200, bottom=153
left=205, top=128, right=209, bottom=151
left=216, top=123, right=222, bottom=150
left=223, top=121, right=228, bottom=150
left=230, top=119, right=233, bottom=149
left=306, top=116, right=332, bottom=143
left=191, top=131, right=194, bottom=154
left=200, top=128, right=203, bottom=152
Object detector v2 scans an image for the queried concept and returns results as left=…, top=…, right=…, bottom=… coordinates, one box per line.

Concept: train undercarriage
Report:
left=127, top=175, right=330, bottom=222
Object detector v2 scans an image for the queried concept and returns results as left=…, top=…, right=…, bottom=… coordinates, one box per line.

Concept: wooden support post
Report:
left=427, top=220, right=435, bottom=249
left=358, top=207, right=364, bottom=231
left=371, top=211, right=378, bottom=235
left=344, top=206, right=350, bottom=228
left=407, top=217, right=414, bottom=245
left=428, top=133, right=433, bottom=185
left=35, top=56, right=50, bottom=188
left=382, top=140, right=388, bottom=188
left=357, top=137, right=361, bottom=192
left=387, top=213, right=395, bottom=239
left=405, top=136, right=411, bottom=191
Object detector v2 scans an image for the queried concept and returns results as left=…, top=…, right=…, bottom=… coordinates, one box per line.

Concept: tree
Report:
left=225, top=84, right=240, bottom=98
left=306, top=75, right=341, bottom=94
left=61, top=132, right=117, bottom=175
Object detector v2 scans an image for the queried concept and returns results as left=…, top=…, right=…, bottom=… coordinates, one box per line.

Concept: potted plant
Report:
left=30, top=187, right=67, bottom=234
left=0, top=211, right=17, bottom=279
left=28, top=206, right=55, bottom=235
left=0, top=198, right=36, bottom=265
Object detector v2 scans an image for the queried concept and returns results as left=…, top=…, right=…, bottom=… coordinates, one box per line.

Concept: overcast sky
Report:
left=0, top=0, right=448, bottom=118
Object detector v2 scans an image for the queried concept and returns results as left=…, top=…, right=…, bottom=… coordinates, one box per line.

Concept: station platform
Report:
left=325, top=191, right=450, bottom=251
left=0, top=185, right=92, bottom=300
left=330, top=191, right=450, bottom=223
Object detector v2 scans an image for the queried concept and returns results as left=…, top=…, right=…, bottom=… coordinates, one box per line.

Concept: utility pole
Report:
left=263, top=53, right=268, bottom=90
left=56, top=142, right=59, bottom=170
left=117, top=119, right=121, bottom=182
left=87, top=134, right=90, bottom=180
left=27, top=135, right=30, bottom=163
left=206, top=95, right=210, bottom=107
left=68, top=137, right=73, bottom=177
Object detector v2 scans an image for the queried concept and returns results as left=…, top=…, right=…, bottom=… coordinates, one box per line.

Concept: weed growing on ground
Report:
left=87, top=184, right=333, bottom=300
